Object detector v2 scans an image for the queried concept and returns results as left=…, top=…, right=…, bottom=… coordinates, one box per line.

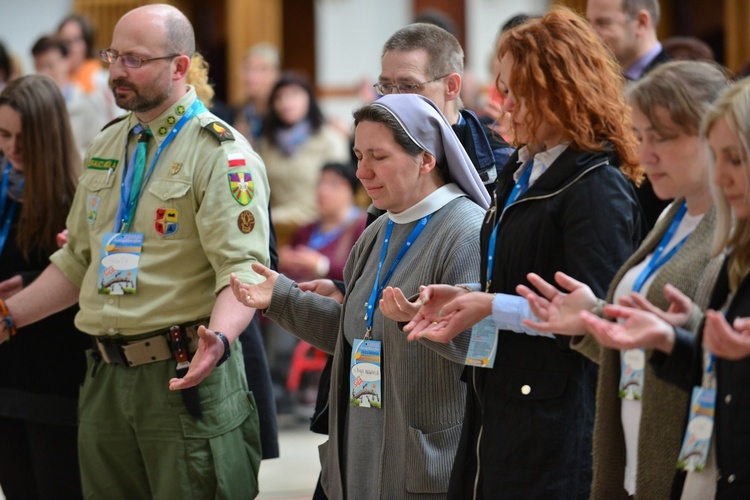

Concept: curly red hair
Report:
left=498, top=6, right=643, bottom=183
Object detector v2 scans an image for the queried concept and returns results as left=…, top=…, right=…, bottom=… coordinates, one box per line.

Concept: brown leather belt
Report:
left=93, top=318, right=209, bottom=367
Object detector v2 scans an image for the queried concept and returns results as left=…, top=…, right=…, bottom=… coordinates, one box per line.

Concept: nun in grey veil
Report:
left=231, top=93, right=488, bottom=499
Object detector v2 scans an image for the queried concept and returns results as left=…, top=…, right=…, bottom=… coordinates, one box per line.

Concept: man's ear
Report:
left=173, top=54, right=191, bottom=81
left=634, top=9, right=651, bottom=35
left=445, top=72, right=462, bottom=101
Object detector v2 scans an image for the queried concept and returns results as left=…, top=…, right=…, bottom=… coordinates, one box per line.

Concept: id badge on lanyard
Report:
left=677, top=350, right=717, bottom=472
left=350, top=339, right=382, bottom=408
left=98, top=232, right=144, bottom=294
left=619, top=203, right=690, bottom=400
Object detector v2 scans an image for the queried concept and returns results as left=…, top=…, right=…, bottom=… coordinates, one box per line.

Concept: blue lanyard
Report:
left=308, top=208, right=360, bottom=250
left=632, top=202, right=690, bottom=293
left=364, top=215, right=432, bottom=336
left=115, top=99, right=206, bottom=232
left=485, top=163, right=533, bottom=289
left=0, top=161, right=22, bottom=256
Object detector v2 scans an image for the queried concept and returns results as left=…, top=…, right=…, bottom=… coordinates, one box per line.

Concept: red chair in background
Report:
left=286, top=341, right=328, bottom=392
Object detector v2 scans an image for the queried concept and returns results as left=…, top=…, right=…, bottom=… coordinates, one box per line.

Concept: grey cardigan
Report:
left=573, top=200, right=723, bottom=500
left=265, top=197, right=483, bottom=499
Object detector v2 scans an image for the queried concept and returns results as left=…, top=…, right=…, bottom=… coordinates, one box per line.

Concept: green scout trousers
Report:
left=77, top=341, right=261, bottom=499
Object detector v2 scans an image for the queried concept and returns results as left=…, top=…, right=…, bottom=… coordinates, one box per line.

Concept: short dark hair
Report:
left=382, top=23, right=463, bottom=79
left=264, top=71, right=325, bottom=144
left=57, top=14, right=96, bottom=59
left=32, top=36, right=68, bottom=58
left=0, top=40, right=11, bottom=83
left=322, top=162, right=359, bottom=195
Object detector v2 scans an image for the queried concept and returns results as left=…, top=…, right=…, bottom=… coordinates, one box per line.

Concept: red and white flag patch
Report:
left=227, top=152, right=246, bottom=168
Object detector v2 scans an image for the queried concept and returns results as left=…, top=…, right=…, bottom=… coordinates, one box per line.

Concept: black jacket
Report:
left=448, top=146, right=644, bottom=499
left=653, top=261, right=750, bottom=499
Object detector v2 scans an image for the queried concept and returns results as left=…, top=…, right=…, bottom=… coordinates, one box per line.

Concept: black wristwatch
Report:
left=214, top=332, right=231, bottom=367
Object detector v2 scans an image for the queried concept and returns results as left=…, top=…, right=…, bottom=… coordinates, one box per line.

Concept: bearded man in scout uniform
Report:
left=0, top=4, right=269, bottom=498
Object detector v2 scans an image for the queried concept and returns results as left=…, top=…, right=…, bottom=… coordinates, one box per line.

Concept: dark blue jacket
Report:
left=454, top=109, right=513, bottom=189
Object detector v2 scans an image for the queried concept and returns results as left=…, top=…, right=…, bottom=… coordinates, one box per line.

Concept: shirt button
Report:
left=725, top=394, right=732, bottom=404
left=521, top=385, right=531, bottom=395
left=728, top=474, right=736, bottom=483
left=108, top=328, right=115, bottom=333
left=108, top=299, right=114, bottom=305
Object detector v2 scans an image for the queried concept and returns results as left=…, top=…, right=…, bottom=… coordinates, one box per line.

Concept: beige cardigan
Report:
left=573, top=200, right=723, bottom=499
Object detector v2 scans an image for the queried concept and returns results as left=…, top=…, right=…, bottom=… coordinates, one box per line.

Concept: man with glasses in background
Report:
left=376, top=23, right=513, bottom=190
left=586, top=0, right=671, bottom=229
left=0, top=4, right=268, bottom=497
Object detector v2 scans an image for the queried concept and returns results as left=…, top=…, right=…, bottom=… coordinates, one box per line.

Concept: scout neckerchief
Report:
left=465, top=161, right=533, bottom=369
left=620, top=202, right=691, bottom=400
left=350, top=214, right=432, bottom=409
left=99, top=99, right=205, bottom=295
left=114, top=99, right=206, bottom=233
left=0, top=161, right=23, bottom=256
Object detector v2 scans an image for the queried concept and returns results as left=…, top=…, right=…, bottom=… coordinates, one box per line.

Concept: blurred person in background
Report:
left=234, top=43, right=281, bottom=148
left=57, top=14, right=119, bottom=121
left=258, top=71, right=350, bottom=246
left=0, top=74, right=87, bottom=500
left=32, top=35, right=106, bottom=155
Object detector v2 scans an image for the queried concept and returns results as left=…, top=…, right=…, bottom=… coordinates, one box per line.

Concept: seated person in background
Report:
left=279, top=162, right=366, bottom=282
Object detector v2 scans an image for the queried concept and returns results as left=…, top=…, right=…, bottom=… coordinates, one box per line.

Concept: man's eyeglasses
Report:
left=99, top=49, right=180, bottom=69
left=373, top=74, right=450, bottom=96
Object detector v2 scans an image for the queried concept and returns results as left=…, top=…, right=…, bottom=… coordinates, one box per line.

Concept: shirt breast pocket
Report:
left=79, top=170, right=116, bottom=229
left=146, top=178, right=196, bottom=240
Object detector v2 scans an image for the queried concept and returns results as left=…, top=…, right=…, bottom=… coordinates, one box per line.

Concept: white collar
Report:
left=388, top=183, right=465, bottom=224
left=515, top=143, right=569, bottom=186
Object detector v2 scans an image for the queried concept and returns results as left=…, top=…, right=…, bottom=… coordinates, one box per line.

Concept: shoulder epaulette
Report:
left=101, top=114, right=128, bottom=131
left=202, top=121, right=236, bottom=143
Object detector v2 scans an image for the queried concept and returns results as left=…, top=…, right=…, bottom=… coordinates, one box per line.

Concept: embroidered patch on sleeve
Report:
left=228, top=172, right=255, bottom=206
left=154, top=208, right=179, bottom=236
left=88, top=158, right=119, bottom=171
left=227, top=152, right=246, bottom=168
left=237, top=210, right=256, bottom=234
left=87, top=196, right=102, bottom=225
left=203, top=121, right=235, bottom=142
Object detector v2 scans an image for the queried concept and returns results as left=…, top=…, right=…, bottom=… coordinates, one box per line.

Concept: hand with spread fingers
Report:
left=617, top=284, right=694, bottom=328
left=298, top=278, right=344, bottom=304
left=515, top=271, right=597, bottom=336
left=579, top=304, right=676, bottom=354
left=168, top=325, right=225, bottom=390
left=230, top=263, right=278, bottom=310
left=703, top=310, right=750, bottom=361
left=403, top=284, right=466, bottom=340
left=404, top=285, right=493, bottom=343
left=380, top=286, right=422, bottom=323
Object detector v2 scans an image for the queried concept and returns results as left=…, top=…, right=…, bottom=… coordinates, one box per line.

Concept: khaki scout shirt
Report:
left=51, top=87, right=270, bottom=336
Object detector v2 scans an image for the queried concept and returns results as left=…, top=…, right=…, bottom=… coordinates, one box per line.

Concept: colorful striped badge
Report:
left=228, top=172, right=254, bottom=206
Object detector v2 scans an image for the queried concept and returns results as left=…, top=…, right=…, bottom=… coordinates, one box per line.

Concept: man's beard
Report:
left=111, top=78, right=171, bottom=113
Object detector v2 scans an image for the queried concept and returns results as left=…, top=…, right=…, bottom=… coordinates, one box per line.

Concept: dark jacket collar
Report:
left=497, top=146, right=619, bottom=202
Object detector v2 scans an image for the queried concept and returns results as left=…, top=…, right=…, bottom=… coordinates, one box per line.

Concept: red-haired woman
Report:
left=403, top=7, right=645, bottom=498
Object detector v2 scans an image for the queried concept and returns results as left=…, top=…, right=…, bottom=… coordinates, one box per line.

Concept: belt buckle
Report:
left=98, top=337, right=129, bottom=367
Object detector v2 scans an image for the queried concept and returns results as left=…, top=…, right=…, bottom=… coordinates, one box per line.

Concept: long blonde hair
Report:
left=702, top=79, right=750, bottom=290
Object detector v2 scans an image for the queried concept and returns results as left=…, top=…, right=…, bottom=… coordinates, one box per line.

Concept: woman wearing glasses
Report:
left=0, top=75, right=87, bottom=499
left=231, top=93, right=489, bottom=499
